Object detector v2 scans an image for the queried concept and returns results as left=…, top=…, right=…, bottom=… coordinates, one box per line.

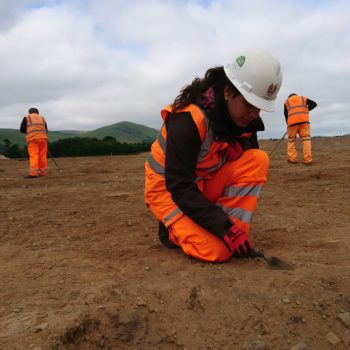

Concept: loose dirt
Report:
left=0, top=136, right=349, bottom=350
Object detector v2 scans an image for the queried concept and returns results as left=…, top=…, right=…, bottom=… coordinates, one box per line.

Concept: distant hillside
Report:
left=0, top=122, right=159, bottom=147
left=0, top=129, right=80, bottom=148
left=0, top=129, right=23, bottom=146
left=80, top=121, right=158, bottom=143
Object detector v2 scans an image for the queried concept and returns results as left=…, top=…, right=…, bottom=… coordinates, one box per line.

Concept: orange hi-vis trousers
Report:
left=287, top=123, right=312, bottom=164
left=28, top=138, right=48, bottom=176
left=150, top=149, right=269, bottom=262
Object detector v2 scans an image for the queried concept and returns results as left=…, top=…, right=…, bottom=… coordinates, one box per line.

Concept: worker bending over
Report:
left=284, top=93, right=317, bottom=164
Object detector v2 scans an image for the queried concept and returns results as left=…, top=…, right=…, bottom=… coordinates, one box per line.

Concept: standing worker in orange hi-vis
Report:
left=20, top=107, right=48, bottom=178
left=144, top=48, right=283, bottom=263
left=284, top=93, right=317, bottom=165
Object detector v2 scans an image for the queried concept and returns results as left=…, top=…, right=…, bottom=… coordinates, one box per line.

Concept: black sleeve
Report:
left=284, top=105, right=288, bottom=123
left=45, top=122, right=48, bottom=132
left=20, top=117, right=27, bottom=133
left=165, top=112, right=232, bottom=238
left=306, top=98, right=317, bottom=111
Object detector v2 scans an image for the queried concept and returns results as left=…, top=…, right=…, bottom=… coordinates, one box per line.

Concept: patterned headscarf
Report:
left=200, top=87, right=215, bottom=110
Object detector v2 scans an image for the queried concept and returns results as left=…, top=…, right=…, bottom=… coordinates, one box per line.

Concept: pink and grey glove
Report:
left=223, top=141, right=244, bottom=161
left=222, top=226, right=256, bottom=258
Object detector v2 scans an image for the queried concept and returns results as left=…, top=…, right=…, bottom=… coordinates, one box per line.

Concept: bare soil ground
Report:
left=0, top=136, right=349, bottom=350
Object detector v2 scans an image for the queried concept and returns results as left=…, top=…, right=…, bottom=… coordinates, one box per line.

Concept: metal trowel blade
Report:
left=265, top=256, right=294, bottom=270
left=256, top=250, right=294, bottom=271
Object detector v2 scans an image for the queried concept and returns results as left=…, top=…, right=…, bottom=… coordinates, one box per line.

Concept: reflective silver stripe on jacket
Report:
left=224, top=184, right=262, bottom=198
left=288, top=111, right=308, bottom=118
left=219, top=184, right=263, bottom=223
left=156, top=124, right=166, bottom=153
left=27, top=128, right=48, bottom=135
left=147, top=153, right=165, bottom=177
left=197, top=109, right=212, bottom=162
left=164, top=207, right=182, bottom=225
left=219, top=205, right=253, bottom=224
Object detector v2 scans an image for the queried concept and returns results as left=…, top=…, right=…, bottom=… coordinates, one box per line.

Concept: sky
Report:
left=0, top=0, right=349, bottom=138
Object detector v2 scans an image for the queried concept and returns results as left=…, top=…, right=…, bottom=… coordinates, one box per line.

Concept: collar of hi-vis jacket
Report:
left=26, top=113, right=45, bottom=124
left=285, top=95, right=307, bottom=110
left=161, top=104, right=213, bottom=145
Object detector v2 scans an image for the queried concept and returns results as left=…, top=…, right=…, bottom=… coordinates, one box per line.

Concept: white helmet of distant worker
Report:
left=224, top=48, right=283, bottom=112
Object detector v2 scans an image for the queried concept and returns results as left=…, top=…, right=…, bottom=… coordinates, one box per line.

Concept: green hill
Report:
left=0, top=122, right=159, bottom=147
left=80, top=121, right=158, bottom=143
left=0, top=129, right=23, bottom=146
left=0, top=129, right=79, bottom=148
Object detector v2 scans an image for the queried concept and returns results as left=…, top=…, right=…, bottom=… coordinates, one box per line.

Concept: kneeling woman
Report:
left=145, top=48, right=283, bottom=263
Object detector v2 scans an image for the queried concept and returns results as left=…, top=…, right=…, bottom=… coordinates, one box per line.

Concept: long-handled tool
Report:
left=255, top=249, right=294, bottom=270
left=268, top=131, right=287, bottom=157
left=47, top=148, right=61, bottom=171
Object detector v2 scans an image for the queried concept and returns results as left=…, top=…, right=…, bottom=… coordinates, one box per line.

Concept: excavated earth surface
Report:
left=0, top=136, right=349, bottom=350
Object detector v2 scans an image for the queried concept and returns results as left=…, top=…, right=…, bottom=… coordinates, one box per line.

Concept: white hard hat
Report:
left=224, top=48, right=283, bottom=112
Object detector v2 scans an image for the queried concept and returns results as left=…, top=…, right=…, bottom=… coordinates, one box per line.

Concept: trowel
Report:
left=255, top=250, right=294, bottom=271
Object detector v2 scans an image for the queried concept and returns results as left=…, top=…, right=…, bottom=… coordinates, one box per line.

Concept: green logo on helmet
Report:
left=236, top=56, right=245, bottom=67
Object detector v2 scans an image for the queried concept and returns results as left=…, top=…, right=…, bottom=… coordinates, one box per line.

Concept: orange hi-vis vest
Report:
left=25, top=113, right=48, bottom=143
left=145, top=104, right=234, bottom=227
left=284, top=95, right=309, bottom=126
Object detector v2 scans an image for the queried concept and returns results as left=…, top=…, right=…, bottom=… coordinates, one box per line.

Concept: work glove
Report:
left=222, top=226, right=256, bottom=258
left=223, top=141, right=244, bottom=161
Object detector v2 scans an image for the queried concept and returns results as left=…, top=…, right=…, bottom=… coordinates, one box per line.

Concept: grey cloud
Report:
left=0, top=0, right=349, bottom=137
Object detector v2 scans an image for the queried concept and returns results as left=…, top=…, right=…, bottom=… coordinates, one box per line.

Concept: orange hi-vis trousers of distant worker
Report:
left=28, top=138, right=48, bottom=177
left=148, top=149, right=269, bottom=262
left=287, top=123, right=312, bottom=164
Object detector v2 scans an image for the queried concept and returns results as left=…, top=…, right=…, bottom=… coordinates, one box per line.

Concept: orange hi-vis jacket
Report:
left=25, top=113, right=48, bottom=143
left=284, top=95, right=309, bottom=126
left=145, top=104, right=251, bottom=227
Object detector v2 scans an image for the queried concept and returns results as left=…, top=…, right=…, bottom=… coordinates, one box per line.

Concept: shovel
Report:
left=255, top=250, right=294, bottom=271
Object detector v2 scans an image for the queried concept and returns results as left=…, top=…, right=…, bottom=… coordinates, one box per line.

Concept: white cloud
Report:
left=0, top=0, right=349, bottom=137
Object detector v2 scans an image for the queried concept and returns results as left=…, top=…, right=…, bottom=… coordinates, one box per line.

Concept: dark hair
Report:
left=29, top=107, right=39, bottom=114
left=288, top=93, right=297, bottom=98
left=172, top=66, right=240, bottom=111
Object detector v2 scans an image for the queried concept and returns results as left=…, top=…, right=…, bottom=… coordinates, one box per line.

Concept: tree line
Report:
left=0, top=136, right=152, bottom=158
